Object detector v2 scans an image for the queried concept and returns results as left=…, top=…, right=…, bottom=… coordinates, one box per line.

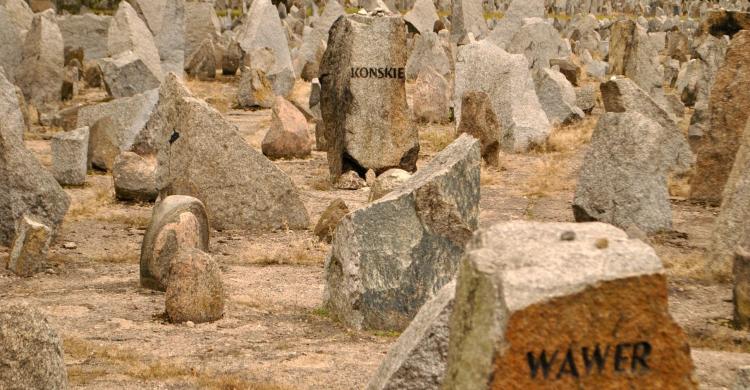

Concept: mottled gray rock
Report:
left=450, top=0, right=487, bottom=43
left=184, top=1, right=220, bottom=62
left=442, top=221, right=694, bottom=389
left=575, top=84, right=597, bottom=114
left=533, top=68, right=584, bottom=125
left=236, top=0, right=295, bottom=96
left=314, top=198, right=349, bottom=243
left=454, top=41, right=551, bottom=152
left=7, top=216, right=52, bottom=277
left=405, top=31, right=452, bottom=81
left=369, top=168, right=412, bottom=202
left=113, top=151, right=158, bottom=202
left=324, top=134, right=480, bottom=330
left=0, top=7, right=24, bottom=83
left=185, top=38, right=216, bottom=80
left=0, top=0, right=33, bottom=33
left=456, top=91, right=501, bottom=167
left=0, top=67, right=27, bottom=141
left=51, top=127, right=89, bottom=186
left=129, top=0, right=185, bottom=76
left=412, top=67, right=450, bottom=124
left=16, top=10, right=64, bottom=114
left=488, top=0, right=544, bottom=49
left=0, top=303, right=68, bottom=389
left=334, top=170, right=367, bottom=190
left=294, top=0, right=343, bottom=81
left=675, top=59, right=703, bottom=106
left=235, top=66, right=275, bottom=109
left=151, top=75, right=310, bottom=231
left=367, top=281, right=455, bottom=390
left=140, top=195, right=209, bottom=291
left=507, top=20, right=571, bottom=71
left=608, top=20, right=666, bottom=108
left=165, top=248, right=224, bottom=324
left=404, top=0, right=438, bottom=35
left=108, top=2, right=162, bottom=81
left=734, top=365, right=750, bottom=390
left=100, top=51, right=162, bottom=98
left=222, top=38, right=243, bottom=75
left=58, top=14, right=111, bottom=60
left=262, top=96, right=311, bottom=159
left=320, top=15, right=419, bottom=178
left=573, top=112, right=680, bottom=233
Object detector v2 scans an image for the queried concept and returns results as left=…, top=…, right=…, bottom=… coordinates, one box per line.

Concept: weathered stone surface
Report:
left=184, top=1, right=220, bottom=62
left=7, top=216, right=52, bottom=277
left=575, top=84, right=597, bottom=114
left=0, top=7, right=24, bottom=83
left=507, top=20, right=571, bottom=71
left=735, top=365, right=750, bottom=390
left=600, top=77, right=693, bottom=173
left=222, top=38, right=243, bottom=75
left=734, top=248, right=750, bottom=329
left=0, top=303, right=68, bottom=389
left=130, top=0, right=185, bottom=76
left=456, top=91, right=501, bottom=167
left=235, top=66, right=275, bottom=109
left=262, top=96, right=311, bottom=159
left=100, top=51, right=162, bottom=98
left=533, top=68, right=584, bottom=125
left=405, top=31, right=451, bottom=81
left=0, top=0, right=33, bottom=32
left=108, top=1, right=162, bottom=81
left=324, top=134, right=480, bottom=330
left=0, top=101, right=69, bottom=246
left=608, top=20, right=666, bottom=108
left=700, top=10, right=750, bottom=38
left=236, top=0, right=295, bottom=96
left=320, top=15, right=419, bottom=178
left=314, top=198, right=349, bottom=243
left=61, top=63, right=80, bottom=101
left=487, top=0, right=544, bottom=49
left=185, top=38, right=216, bottom=80
left=412, top=67, right=450, bottom=124
left=367, top=281, right=455, bottom=390
left=550, top=58, right=581, bottom=86
left=51, top=126, right=89, bottom=186
left=335, top=170, right=367, bottom=190
left=58, top=14, right=111, bottom=61
left=404, top=0, right=438, bottom=35
left=140, top=195, right=209, bottom=291
left=113, top=151, right=158, bottom=202
left=454, top=41, right=551, bottom=152
left=165, top=248, right=224, bottom=324
left=294, top=0, right=343, bottom=81
left=16, top=10, right=64, bottom=114
left=675, top=59, right=704, bottom=106
left=573, top=112, right=681, bottom=233
left=369, top=168, right=412, bottom=202
left=0, top=68, right=27, bottom=141
left=442, top=221, right=695, bottom=389
left=76, top=88, right=159, bottom=170
left=690, top=31, right=750, bottom=204
left=151, top=75, right=310, bottom=231
left=450, top=0, right=487, bottom=43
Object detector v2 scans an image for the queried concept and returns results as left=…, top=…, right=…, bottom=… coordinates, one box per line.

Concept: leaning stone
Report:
left=184, top=1, right=221, bottom=63
left=0, top=303, right=68, bottom=389
left=58, top=13, right=110, bottom=60
left=442, top=221, right=696, bottom=389
left=412, top=67, right=450, bottom=124
left=51, top=126, right=89, bottom=186
left=369, top=168, right=412, bottom=202
left=185, top=38, right=216, bottom=81
left=573, top=112, right=679, bottom=234
left=107, top=1, right=162, bottom=81
left=324, top=134, right=480, bottom=330
left=165, top=248, right=224, bottom=324
left=456, top=91, right=501, bottom=167
left=7, top=216, right=52, bottom=277
left=690, top=31, right=750, bottom=205
left=236, top=66, right=275, bottom=109
left=320, top=14, right=419, bottom=179
left=16, top=10, right=64, bottom=115
left=533, top=68, right=584, bottom=125
left=0, top=67, right=27, bottom=141
left=140, top=195, right=210, bottom=291
left=113, top=151, right=158, bottom=202
left=367, top=281, right=455, bottom=390
left=314, top=198, right=349, bottom=243
left=151, top=75, right=310, bottom=231
left=100, top=51, right=161, bottom=99
left=262, top=96, right=311, bottom=160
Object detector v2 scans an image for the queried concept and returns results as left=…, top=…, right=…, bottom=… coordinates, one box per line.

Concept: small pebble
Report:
left=560, top=231, right=576, bottom=241
left=186, top=321, right=195, bottom=328
left=595, top=238, right=609, bottom=249
left=62, top=242, right=77, bottom=249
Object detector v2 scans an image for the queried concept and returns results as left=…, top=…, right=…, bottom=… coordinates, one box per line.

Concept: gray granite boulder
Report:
left=129, top=0, right=185, bottom=76
left=0, top=0, right=33, bottom=33
left=507, top=19, right=571, bottom=71
left=488, top=0, right=544, bottom=49
left=58, top=13, right=111, bottom=60
left=404, top=0, right=439, bottom=35
left=7, top=216, right=52, bottom=277
left=412, top=67, right=450, bottom=124
left=456, top=91, right=501, bottom=166
left=0, top=7, right=24, bottom=83
left=184, top=1, right=220, bottom=62
left=262, top=96, right=312, bottom=159
left=16, top=10, right=64, bottom=114
left=368, top=168, right=412, bottom=202
left=235, top=66, right=275, bottom=109
left=405, top=31, right=452, bottom=81
left=100, top=51, right=162, bottom=98
left=51, top=126, right=89, bottom=186
left=324, top=134, right=480, bottom=330
left=185, top=38, right=216, bottom=80
left=450, top=0, right=487, bottom=43
left=113, top=151, right=158, bottom=202
left=608, top=20, right=666, bottom=109
left=108, top=1, right=162, bottom=81
left=533, top=68, right=584, bottom=125
left=0, top=67, right=27, bottom=141
left=165, top=248, right=224, bottom=324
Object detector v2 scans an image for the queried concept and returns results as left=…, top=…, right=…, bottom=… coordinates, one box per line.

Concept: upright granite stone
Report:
left=533, top=68, right=584, bottom=125
left=0, top=7, right=23, bottom=83
left=405, top=31, right=452, bottom=81
left=0, top=68, right=27, bottom=142
left=150, top=75, right=310, bottom=231
left=324, top=134, right=480, bottom=331
left=0, top=304, right=68, bottom=389
left=367, top=281, right=455, bottom=390
left=140, top=195, right=209, bottom=291
left=608, top=20, right=666, bottom=108
left=185, top=38, right=217, bottom=80
left=404, top=0, right=439, bottom=35
left=734, top=248, right=750, bottom=328
left=58, top=14, right=111, bottom=60
left=443, top=221, right=695, bottom=388
left=51, top=126, right=89, bottom=186
left=236, top=0, right=295, bottom=96
left=450, top=0, right=487, bottom=43
left=507, top=20, right=571, bottom=72
left=262, top=96, right=311, bottom=159
left=165, top=248, right=224, bottom=324
left=690, top=31, right=750, bottom=204
left=16, top=10, right=64, bottom=114
left=456, top=91, right=501, bottom=167
left=100, top=51, right=162, bottom=98
left=184, top=1, right=220, bottom=62
left=108, top=1, right=163, bottom=81
left=235, top=66, right=275, bottom=109
left=0, top=0, right=33, bottom=32
left=7, top=216, right=52, bottom=277
left=488, top=0, right=545, bottom=49
left=129, top=0, right=185, bottom=76
left=454, top=41, right=551, bottom=152
left=573, top=112, right=682, bottom=234
left=320, top=14, right=419, bottom=179
left=412, top=67, right=450, bottom=124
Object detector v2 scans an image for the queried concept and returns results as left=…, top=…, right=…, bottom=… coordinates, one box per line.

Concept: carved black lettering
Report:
left=398, top=67, right=405, bottom=79
left=377, top=67, right=385, bottom=78
left=367, top=68, right=375, bottom=78
left=614, top=343, right=631, bottom=372
left=582, top=344, right=610, bottom=375
left=527, top=350, right=559, bottom=380
left=631, top=342, right=652, bottom=372
left=556, top=348, right=580, bottom=379
left=387, top=67, right=395, bottom=78
left=351, top=67, right=355, bottom=78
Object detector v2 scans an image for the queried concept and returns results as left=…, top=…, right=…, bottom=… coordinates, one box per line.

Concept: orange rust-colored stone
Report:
left=490, top=275, right=695, bottom=389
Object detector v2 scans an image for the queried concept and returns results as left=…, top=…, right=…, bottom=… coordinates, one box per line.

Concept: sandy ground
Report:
left=1, top=76, right=749, bottom=389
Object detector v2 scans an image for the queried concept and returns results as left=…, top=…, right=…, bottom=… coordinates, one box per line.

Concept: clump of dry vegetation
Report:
left=238, top=238, right=328, bottom=266
left=522, top=154, right=574, bottom=198
left=542, top=116, right=597, bottom=153
left=420, top=127, right=456, bottom=154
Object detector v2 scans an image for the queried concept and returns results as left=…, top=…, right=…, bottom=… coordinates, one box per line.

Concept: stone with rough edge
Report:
left=236, top=66, right=275, bottom=109
left=0, top=7, right=24, bottom=83
left=0, top=67, right=27, bottom=141
left=51, top=126, right=89, bottom=186
left=369, top=168, right=412, bottom=202
left=58, top=13, right=111, bottom=61
left=533, top=68, right=584, bottom=125
left=7, top=216, right=52, bottom=277
left=113, top=151, right=158, bottom=202
left=403, top=0, right=438, bottom=35
left=442, top=221, right=696, bottom=389
left=185, top=38, right=216, bottom=81
left=507, top=20, right=571, bottom=71
left=314, top=198, right=350, bottom=244
left=450, top=0, right=487, bottom=43
left=16, top=10, right=64, bottom=114
left=262, top=96, right=312, bottom=159
left=165, top=248, right=224, bottom=324
left=456, top=91, right=501, bottom=167
left=405, top=31, right=451, bottom=81
left=140, top=195, right=210, bottom=291
left=184, top=1, right=220, bottom=62
left=100, top=51, right=161, bottom=98
left=324, top=134, right=480, bottom=331
left=107, top=1, right=162, bottom=81
left=412, top=67, right=450, bottom=124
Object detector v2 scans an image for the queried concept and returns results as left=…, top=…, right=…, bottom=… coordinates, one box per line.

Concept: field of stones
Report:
left=2, top=0, right=750, bottom=388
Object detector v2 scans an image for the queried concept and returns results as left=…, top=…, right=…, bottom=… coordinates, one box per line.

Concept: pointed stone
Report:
left=108, top=1, right=163, bottom=81
left=16, top=10, right=64, bottom=114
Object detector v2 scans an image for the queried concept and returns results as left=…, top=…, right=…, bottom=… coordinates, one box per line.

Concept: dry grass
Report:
left=522, top=154, right=574, bottom=198
left=64, top=337, right=288, bottom=389
left=94, top=211, right=151, bottom=229
left=420, top=128, right=456, bottom=154
left=242, top=239, right=327, bottom=266
left=66, top=184, right=114, bottom=220
left=98, top=249, right=140, bottom=264
left=309, top=175, right=333, bottom=191
left=542, top=116, right=597, bottom=153
left=480, top=165, right=502, bottom=186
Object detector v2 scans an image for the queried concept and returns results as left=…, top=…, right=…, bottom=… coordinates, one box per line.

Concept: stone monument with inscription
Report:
left=319, top=14, right=419, bottom=181
left=443, top=221, right=696, bottom=389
